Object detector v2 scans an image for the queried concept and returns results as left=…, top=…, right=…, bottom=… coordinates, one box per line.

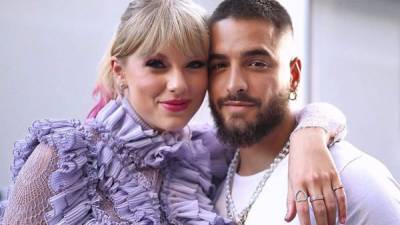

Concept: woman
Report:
left=1, top=0, right=346, bottom=224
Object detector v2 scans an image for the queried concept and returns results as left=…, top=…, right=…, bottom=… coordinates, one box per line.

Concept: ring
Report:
left=295, top=190, right=308, bottom=202
left=333, top=185, right=344, bottom=192
left=310, top=194, right=324, bottom=202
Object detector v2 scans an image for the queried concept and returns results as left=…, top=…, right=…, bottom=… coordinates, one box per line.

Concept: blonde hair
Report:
left=88, top=0, right=209, bottom=118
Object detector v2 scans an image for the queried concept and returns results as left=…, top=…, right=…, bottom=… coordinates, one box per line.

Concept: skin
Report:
left=111, top=44, right=208, bottom=132
left=209, top=18, right=346, bottom=225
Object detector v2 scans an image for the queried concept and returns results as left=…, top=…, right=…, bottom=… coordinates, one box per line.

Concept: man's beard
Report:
left=210, top=90, right=289, bottom=148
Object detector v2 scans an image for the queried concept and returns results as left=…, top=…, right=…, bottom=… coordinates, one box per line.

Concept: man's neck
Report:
left=237, top=111, right=296, bottom=176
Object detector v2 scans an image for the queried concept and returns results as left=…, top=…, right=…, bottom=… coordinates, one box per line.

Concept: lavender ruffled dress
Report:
left=0, top=97, right=233, bottom=225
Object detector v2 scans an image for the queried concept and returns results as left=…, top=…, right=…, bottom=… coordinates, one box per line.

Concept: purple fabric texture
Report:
left=0, top=97, right=233, bottom=225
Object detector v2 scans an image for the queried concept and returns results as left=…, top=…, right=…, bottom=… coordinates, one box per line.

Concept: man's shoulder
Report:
left=329, top=141, right=395, bottom=180
left=329, top=141, right=400, bottom=224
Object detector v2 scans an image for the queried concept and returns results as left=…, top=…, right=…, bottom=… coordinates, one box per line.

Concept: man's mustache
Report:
left=217, top=92, right=262, bottom=108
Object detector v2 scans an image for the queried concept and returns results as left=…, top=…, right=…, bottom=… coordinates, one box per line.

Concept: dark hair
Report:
left=209, top=0, right=293, bottom=35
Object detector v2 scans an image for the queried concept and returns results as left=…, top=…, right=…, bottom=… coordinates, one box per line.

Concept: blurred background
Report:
left=0, top=0, right=399, bottom=200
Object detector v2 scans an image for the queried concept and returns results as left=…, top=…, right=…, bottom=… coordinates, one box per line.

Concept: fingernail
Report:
left=340, top=216, right=346, bottom=224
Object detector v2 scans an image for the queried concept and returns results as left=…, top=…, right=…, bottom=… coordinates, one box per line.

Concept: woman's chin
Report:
left=152, top=118, right=190, bottom=133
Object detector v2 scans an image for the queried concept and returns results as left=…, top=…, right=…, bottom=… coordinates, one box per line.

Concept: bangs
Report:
left=115, top=0, right=209, bottom=59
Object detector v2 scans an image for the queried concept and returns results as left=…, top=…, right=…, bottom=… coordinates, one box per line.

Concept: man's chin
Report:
left=223, top=118, right=251, bottom=132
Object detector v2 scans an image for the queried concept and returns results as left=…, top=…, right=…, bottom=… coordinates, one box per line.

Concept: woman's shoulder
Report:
left=12, top=119, right=86, bottom=181
left=1, top=143, right=58, bottom=225
left=8, top=118, right=98, bottom=224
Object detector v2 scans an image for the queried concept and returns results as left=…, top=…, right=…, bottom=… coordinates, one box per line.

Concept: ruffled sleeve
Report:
left=294, top=102, right=347, bottom=145
left=5, top=119, right=98, bottom=225
left=159, top=124, right=234, bottom=225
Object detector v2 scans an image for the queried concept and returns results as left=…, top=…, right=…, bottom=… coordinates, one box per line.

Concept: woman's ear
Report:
left=111, top=56, right=128, bottom=96
left=111, top=56, right=125, bottom=81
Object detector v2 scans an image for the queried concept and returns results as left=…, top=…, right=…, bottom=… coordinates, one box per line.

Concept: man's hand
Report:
left=285, top=127, right=347, bottom=225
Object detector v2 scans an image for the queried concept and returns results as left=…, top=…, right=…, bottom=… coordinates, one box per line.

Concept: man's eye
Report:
left=248, top=61, right=268, bottom=69
left=187, top=60, right=206, bottom=69
left=209, top=63, right=227, bottom=72
left=145, top=59, right=166, bottom=69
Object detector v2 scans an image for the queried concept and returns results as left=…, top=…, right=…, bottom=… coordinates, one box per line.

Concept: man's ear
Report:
left=289, top=57, right=302, bottom=91
left=111, top=56, right=125, bottom=81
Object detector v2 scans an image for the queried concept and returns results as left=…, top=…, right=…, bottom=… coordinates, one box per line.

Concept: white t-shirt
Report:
left=215, top=141, right=400, bottom=225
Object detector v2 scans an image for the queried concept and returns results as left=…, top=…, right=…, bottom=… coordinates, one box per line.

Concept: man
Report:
left=208, top=0, right=400, bottom=225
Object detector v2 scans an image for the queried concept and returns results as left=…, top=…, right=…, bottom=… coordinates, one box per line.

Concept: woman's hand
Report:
left=285, top=127, right=347, bottom=225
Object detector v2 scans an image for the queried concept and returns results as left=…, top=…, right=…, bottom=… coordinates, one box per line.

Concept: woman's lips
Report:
left=160, top=99, right=191, bottom=112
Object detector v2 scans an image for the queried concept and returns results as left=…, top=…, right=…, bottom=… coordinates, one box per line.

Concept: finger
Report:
left=294, top=189, right=311, bottom=225
left=332, top=174, right=347, bottom=224
left=335, top=188, right=347, bottom=224
left=286, top=185, right=297, bottom=221
left=310, top=194, right=328, bottom=225
left=296, top=200, right=311, bottom=225
left=322, top=186, right=337, bottom=225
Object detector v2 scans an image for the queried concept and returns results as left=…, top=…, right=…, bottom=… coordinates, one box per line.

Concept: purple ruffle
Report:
left=91, top=99, right=164, bottom=224
left=3, top=97, right=234, bottom=224
left=159, top=124, right=233, bottom=225
left=8, top=119, right=97, bottom=225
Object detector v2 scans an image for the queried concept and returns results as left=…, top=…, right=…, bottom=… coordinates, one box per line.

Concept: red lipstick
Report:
left=160, top=99, right=191, bottom=112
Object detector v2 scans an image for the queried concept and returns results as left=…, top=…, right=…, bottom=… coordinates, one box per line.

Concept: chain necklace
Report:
left=224, top=142, right=290, bottom=225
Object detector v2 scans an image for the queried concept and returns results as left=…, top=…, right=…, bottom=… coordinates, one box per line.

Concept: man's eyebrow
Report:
left=241, top=49, right=272, bottom=58
left=209, top=53, right=227, bottom=61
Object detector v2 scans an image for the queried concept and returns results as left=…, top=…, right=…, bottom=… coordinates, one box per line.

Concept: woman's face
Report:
left=114, top=45, right=208, bottom=131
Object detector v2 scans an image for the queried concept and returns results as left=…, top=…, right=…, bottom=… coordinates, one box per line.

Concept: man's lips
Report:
left=221, top=100, right=257, bottom=113
left=159, top=99, right=191, bottom=112
left=223, top=100, right=257, bottom=107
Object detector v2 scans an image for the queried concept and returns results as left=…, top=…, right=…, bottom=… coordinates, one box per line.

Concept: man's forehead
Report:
left=210, top=18, right=280, bottom=54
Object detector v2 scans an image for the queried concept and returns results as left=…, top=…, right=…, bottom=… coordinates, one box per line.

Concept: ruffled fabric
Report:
left=93, top=98, right=233, bottom=224
left=89, top=98, right=168, bottom=224
left=159, top=123, right=233, bottom=225
left=2, top=97, right=234, bottom=225
left=8, top=119, right=96, bottom=225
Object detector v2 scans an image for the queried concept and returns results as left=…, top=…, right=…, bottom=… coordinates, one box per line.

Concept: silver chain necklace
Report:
left=224, top=142, right=290, bottom=225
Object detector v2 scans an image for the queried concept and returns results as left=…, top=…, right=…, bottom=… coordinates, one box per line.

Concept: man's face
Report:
left=208, top=18, right=296, bottom=147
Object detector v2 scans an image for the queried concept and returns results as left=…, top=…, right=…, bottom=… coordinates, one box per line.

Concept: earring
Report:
left=118, top=81, right=128, bottom=96
left=289, top=90, right=297, bottom=100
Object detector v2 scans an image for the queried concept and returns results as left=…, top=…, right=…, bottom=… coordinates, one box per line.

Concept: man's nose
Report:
left=226, top=66, right=248, bottom=95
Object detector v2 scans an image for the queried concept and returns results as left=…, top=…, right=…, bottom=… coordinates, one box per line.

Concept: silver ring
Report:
left=295, top=190, right=308, bottom=202
left=333, top=185, right=344, bottom=192
left=310, top=194, right=324, bottom=202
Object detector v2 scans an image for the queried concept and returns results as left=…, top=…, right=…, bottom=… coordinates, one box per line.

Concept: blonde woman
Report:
left=1, top=0, right=346, bottom=224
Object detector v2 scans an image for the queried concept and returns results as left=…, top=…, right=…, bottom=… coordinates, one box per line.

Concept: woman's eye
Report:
left=187, top=60, right=206, bottom=69
left=145, top=59, right=166, bottom=69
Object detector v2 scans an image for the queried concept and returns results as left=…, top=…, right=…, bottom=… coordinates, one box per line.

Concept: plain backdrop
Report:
left=1, top=0, right=399, bottom=197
